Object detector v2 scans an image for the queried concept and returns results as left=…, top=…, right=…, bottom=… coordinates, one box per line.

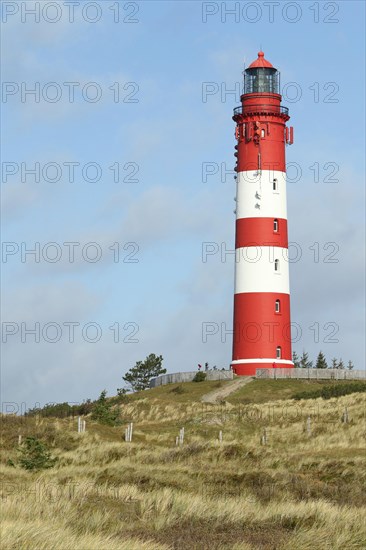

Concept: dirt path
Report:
left=201, top=376, right=254, bottom=404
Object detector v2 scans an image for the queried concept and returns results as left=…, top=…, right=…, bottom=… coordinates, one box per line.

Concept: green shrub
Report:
left=18, top=436, right=57, bottom=471
left=293, top=382, right=366, bottom=401
left=170, top=385, right=185, bottom=394
left=115, top=388, right=130, bottom=403
left=25, top=399, right=93, bottom=418
left=192, top=372, right=207, bottom=383
left=91, top=390, right=121, bottom=426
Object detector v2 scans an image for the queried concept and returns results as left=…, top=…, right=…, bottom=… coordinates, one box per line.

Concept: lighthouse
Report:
left=231, top=51, right=294, bottom=376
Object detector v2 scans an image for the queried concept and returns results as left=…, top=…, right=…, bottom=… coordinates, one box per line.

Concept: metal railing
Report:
left=233, top=104, right=289, bottom=116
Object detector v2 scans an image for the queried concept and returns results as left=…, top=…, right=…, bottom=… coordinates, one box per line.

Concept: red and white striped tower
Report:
left=231, top=51, right=294, bottom=376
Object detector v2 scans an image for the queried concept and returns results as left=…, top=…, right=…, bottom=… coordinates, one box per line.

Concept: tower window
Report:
left=261, top=129, right=265, bottom=138
left=273, top=178, right=278, bottom=191
left=276, top=346, right=282, bottom=359
left=274, top=259, right=280, bottom=272
left=273, top=219, right=278, bottom=232
left=275, top=299, right=281, bottom=313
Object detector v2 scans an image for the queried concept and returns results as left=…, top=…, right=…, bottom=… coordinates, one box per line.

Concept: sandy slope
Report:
left=200, top=376, right=254, bottom=403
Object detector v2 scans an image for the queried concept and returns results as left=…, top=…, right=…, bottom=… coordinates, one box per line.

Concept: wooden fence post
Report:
left=342, top=408, right=349, bottom=423
left=306, top=416, right=311, bottom=437
left=125, top=422, right=133, bottom=442
left=261, top=427, right=268, bottom=445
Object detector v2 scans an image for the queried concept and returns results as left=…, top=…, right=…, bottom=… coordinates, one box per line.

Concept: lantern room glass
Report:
left=244, top=67, right=280, bottom=94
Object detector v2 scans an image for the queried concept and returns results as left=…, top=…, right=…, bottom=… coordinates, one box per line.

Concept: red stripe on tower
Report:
left=235, top=218, right=288, bottom=249
left=231, top=51, right=294, bottom=376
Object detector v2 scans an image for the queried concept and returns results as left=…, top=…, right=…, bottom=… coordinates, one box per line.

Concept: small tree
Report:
left=347, top=360, right=354, bottom=370
left=116, top=387, right=129, bottom=403
left=315, top=351, right=328, bottom=369
left=91, top=390, right=120, bottom=425
left=337, top=359, right=345, bottom=370
left=300, top=351, right=313, bottom=369
left=292, top=351, right=301, bottom=368
left=18, top=437, right=57, bottom=471
left=123, top=354, right=166, bottom=392
left=331, top=358, right=338, bottom=369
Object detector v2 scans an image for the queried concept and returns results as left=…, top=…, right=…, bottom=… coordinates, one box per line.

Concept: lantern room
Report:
left=244, top=51, right=280, bottom=95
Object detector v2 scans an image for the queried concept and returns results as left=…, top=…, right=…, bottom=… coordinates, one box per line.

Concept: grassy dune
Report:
left=1, top=380, right=365, bottom=549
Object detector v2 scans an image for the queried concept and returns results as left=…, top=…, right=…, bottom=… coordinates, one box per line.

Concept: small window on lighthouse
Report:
left=274, top=259, right=280, bottom=272
left=273, top=178, right=278, bottom=191
left=275, top=299, right=280, bottom=313
left=276, top=346, right=282, bottom=359
left=273, top=219, right=278, bottom=232
left=261, top=129, right=265, bottom=138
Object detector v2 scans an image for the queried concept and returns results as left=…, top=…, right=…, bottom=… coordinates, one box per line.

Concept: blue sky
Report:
left=1, top=0, right=365, bottom=409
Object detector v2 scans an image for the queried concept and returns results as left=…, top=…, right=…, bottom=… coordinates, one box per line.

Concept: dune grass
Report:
left=226, top=378, right=338, bottom=404
left=1, top=381, right=365, bottom=549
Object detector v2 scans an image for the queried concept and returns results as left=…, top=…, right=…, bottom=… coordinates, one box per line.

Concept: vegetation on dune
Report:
left=192, top=371, right=207, bottom=382
left=293, top=381, right=366, bottom=401
left=1, top=379, right=365, bottom=549
left=16, top=436, right=57, bottom=471
left=25, top=399, right=94, bottom=418
left=91, top=390, right=121, bottom=426
left=293, top=349, right=356, bottom=370
left=123, top=353, right=166, bottom=392
left=315, top=351, right=328, bottom=369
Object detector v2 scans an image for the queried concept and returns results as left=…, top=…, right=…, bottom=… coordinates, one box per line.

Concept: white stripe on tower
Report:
left=235, top=170, right=287, bottom=219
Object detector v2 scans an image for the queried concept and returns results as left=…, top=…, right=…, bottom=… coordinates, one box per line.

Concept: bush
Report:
left=18, top=436, right=57, bottom=471
left=116, top=388, right=130, bottom=403
left=91, top=390, right=121, bottom=426
left=25, top=399, right=93, bottom=418
left=170, top=385, right=185, bottom=394
left=192, top=372, right=207, bottom=383
left=293, top=382, right=366, bottom=401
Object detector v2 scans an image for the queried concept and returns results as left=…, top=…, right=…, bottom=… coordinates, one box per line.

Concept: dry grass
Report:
left=1, top=382, right=365, bottom=549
